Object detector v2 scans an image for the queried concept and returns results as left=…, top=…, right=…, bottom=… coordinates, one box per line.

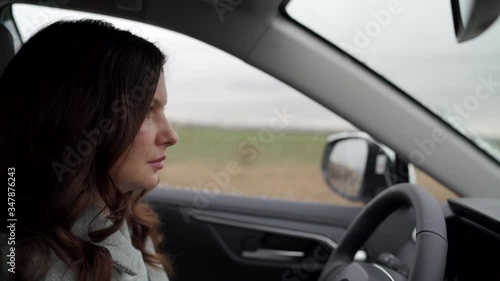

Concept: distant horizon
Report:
left=169, top=119, right=357, bottom=135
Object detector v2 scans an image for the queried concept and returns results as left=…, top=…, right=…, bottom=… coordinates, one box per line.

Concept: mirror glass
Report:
left=326, top=139, right=368, bottom=199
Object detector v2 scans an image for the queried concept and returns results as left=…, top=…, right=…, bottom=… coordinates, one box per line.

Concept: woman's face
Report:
left=110, top=74, right=179, bottom=193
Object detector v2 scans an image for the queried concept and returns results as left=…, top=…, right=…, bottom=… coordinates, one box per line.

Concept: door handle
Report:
left=242, top=248, right=305, bottom=262
left=242, top=248, right=367, bottom=263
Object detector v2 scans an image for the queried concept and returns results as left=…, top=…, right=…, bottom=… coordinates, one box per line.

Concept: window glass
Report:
left=12, top=3, right=457, bottom=204
left=286, top=0, right=500, bottom=163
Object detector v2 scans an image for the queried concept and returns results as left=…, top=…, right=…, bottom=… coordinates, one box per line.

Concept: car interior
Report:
left=0, top=20, right=14, bottom=74
left=1, top=1, right=499, bottom=281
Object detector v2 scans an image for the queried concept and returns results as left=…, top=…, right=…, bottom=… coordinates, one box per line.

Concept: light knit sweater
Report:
left=41, top=204, right=170, bottom=281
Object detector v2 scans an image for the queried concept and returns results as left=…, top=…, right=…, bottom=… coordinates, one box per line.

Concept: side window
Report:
left=12, top=4, right=457, bottom=205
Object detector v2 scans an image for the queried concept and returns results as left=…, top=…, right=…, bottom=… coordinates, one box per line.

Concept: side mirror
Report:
left=321, top=132, right=411, bottom=203
left=451, top=0, right=500, bottom=43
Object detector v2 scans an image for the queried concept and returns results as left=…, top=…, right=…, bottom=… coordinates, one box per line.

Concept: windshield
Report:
left=286, top=0, right=500, bottom=162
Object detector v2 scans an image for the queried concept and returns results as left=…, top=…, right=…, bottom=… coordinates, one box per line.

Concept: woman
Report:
left=0, top=19, right=178, bottom=281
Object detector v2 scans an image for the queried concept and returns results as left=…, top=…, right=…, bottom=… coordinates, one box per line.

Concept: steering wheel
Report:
left=318, top=183, right=448, bottom=281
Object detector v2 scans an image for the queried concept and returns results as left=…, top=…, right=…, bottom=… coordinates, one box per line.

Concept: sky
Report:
left=287, top=0, right=500, bottom=140
left=10, top=0, right=500, bottom=144
left=11, top=3, right=354, bottom=133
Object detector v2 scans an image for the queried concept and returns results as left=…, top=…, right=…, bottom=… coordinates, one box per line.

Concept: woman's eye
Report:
left=146, top=107, right=154, bottom=117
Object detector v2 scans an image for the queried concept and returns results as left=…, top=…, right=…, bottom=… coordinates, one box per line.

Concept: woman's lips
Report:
left=148, top=162, right=164, bottom=169
left=149, top=155, right=166, bottom=162
left=148, top=155, right=166, bottom=169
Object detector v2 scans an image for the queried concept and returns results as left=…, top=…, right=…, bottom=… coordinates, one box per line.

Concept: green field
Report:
left=159, top=126, right=459, bottom=204
left=166, top=126, right=330, bottom=165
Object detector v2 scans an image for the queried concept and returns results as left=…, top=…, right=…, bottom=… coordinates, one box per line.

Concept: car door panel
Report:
left=145, top=188, right=416, bottom=281
left=146, top=187, right=363, bottom=281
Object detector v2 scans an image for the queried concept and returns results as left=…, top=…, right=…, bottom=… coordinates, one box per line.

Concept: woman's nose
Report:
left=159, top=117, right=179, bottom=147
left=168, top=127, right=179, bottom=146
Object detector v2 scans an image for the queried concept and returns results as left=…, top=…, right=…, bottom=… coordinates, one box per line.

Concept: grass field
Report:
left=159, top=126, right=458, bottom=206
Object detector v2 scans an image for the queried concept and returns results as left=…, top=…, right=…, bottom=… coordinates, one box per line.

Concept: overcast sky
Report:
left=287, top=0, right=500, bottom=140
left=11, top=3, right=354, bottom=133
left=11, top=1, right=500, bottom=143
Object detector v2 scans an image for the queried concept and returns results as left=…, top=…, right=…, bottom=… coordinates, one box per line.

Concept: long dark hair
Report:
left=0, top=19, right=174, bottom=281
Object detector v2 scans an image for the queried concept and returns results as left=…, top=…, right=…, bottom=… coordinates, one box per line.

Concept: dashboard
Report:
left=369, top=197, right=500, bottom=281
left=443, top=198, right=500, bottom=281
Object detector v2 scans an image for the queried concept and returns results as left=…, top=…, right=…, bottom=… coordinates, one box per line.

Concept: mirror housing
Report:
left=451, top=0, right=500, bottom=42
left=321, top=132, right=412, bottom=203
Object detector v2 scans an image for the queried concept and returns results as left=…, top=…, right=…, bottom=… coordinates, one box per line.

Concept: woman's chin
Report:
left=119, top=176, right=160, bottom=193
left=145, top=175, right=161, bottom=190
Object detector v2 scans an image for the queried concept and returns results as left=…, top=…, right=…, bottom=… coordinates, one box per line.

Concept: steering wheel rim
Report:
left=319, top=183, right=448, bottom=281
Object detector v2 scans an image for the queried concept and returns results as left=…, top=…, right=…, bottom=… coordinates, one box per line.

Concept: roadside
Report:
left=159, top=126, right=457, bottom=205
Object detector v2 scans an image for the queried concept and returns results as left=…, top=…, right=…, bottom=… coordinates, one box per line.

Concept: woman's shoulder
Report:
left=41, top=250, right=127, bottom=281
left=40, top=250, right=77, bottom=281
left=41, top=236, right=169, bottom=281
